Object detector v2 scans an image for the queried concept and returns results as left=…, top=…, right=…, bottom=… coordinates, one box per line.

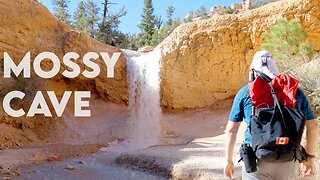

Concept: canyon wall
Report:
left=159, top=0, right=320, bottom=108
left=0, top=0, right=319, bottom=111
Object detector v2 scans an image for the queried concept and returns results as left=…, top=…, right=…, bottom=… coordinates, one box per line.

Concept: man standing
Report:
left=224, top=51, right=318, bottom=179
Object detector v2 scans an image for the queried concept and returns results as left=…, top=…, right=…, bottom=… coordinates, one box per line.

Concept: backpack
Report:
left=248, top=69, right=311, bottom=163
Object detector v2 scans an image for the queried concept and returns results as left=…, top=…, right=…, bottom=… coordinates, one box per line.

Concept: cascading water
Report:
left=101, top=50, right=162, bottom=152
left=127, top=50, right=162, bottom=146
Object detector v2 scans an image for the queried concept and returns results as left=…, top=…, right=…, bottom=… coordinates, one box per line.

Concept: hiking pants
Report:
left=242, top=160, right=299, bottom=180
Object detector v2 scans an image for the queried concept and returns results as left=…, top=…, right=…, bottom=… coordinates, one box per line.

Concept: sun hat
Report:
left=250, top=50, right=280, bottom=79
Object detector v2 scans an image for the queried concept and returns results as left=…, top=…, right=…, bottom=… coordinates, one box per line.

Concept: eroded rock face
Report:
left=159, top=0, right=320, bottom=109
left=0, top=0, right=128, bottom=104
left=0, top=0, right=128, bottom=148
left=0, top=0, right=319, bottom=112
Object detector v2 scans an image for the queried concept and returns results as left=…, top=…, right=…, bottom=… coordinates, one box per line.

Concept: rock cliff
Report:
left=0, top=0, right=128, bottom=104
left=0, top=0, right=319, bottom=111
left=0, top=0, right=128, bottom=148
left=159, top=0, right=320, bottom=109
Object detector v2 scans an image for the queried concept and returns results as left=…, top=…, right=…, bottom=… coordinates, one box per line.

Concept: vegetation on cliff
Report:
left=262, top=17, right=319, bottom=117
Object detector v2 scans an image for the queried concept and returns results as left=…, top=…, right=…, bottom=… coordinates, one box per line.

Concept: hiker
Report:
left=224, top=51, right=318, bottom=180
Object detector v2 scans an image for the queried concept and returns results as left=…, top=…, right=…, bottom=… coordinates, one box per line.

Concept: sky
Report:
left=39, top=0, right=240, bottom=34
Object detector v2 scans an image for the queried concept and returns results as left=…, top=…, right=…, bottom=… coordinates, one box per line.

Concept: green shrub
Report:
left=0, top=59, right=42, bottom=104
left=261, top=18, right=315, bottom=70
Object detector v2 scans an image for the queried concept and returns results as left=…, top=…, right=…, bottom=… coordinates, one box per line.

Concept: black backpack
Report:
left=249, top=70, right=311, bottom=163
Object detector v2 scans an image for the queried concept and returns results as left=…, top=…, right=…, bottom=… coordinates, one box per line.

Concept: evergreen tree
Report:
left=85, top=0, right=100, bottom=38
left=139, top=0, right=156, bottom=46
left=73, top=1, right=88, bottom=33
left=224, top=7, right=234, bottom=14
left=252, top=0, right=281, bottom=8
left=261, top=18, right=314, bottom=69
left=100, top=0, right=116, bottom=36
left=198, top=5, right=209, bottom=19
left=52, top=0, right=71, bottom=24
left=184, top=11, right=194, bottom=23
left=127, top=34, right=140, bottom=50
left=150, top=6, right=181, bottom=47
left=154, top=16, right=163, bottom=30
left=166, top=6, right=175, bottom=26
left=97, top=6, right=127, bottom=47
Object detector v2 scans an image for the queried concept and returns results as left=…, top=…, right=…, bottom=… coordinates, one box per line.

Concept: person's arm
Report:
left=225, top=121, right=241, bottom=163
left=305, top=119, right=318, bottom=157
left=224, top=121, right=241, bottom=178
left=224, top=86, right=246, bottom=178
left=302, top=119, right=318, bottom=176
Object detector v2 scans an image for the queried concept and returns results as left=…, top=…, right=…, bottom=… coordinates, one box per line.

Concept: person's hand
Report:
left=301, top=158, right=315, bottom=176
left=224, top=161, right=234, bottom=179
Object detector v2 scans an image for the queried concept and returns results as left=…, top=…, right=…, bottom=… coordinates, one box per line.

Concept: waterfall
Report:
left=127, top=50, right=162, bottom=146
left=100, top=50, right=162, bottom=152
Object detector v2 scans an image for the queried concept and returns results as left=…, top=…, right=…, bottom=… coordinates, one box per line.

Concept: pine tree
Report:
left=166, top=6, right=175, bottom=26
left=150, top=6, right=180, bottom=47
left=261, top=18, right=314, bottom=69
left=73, top=1, right=88, bottom=33
left=100, top=0, right=117, bottom=33
left=224, top=7, right=234, bottom=14
left=184, top=11, right=194, bottom=23
left=52, top=0, right=71, bottom=24
left=139, top=0, right=156, bottom=46
left=154, top=16, right=163, bottom=30
left=97, top=5, right=127, bottom=46
left=198, top=5, right=208, bottom=19
left=85, top=0, right=100, bottom=38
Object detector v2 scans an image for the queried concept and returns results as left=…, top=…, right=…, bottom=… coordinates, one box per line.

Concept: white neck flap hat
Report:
left=250, top=50, right=280, bottom=79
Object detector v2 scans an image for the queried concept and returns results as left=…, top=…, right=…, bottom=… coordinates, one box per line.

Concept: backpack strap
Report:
left=267, top=82, right=289, bottom=134
left=252, top=69, right=272, bottom=82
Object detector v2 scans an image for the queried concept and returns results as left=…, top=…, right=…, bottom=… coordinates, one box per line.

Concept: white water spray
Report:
left=127, top=50, right=162, bottom=145
left=101, top=50, right=162, bottom=152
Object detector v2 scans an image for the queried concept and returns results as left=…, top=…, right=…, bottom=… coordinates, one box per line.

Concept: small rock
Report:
left=14, top=171, right=21, bottom=176
left=28, top=169, right=37, bottom=174
left=108, top=139, right=119, bottom=146
left=1, top=168, right=11, bottom=175
left=66, top=165, right=75, bottom=170
left=78, top=161, right=84, bottom=164
left=138, top=46, right=154, bottom=53
left=47, top=155, right=62, bottom=162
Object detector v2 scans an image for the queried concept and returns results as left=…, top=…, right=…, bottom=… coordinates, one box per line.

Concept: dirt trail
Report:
left=1, top=99, right=317, bottom=179
left=0, top=100, right=236, bottom=179
left=9, top=151, right=164, bottom=180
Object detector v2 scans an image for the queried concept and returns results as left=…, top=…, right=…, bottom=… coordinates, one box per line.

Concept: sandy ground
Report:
left=0, top=99, right=239, bottom=179
left=0, top=99, right=318, bottom=179
left=6, top=151, right=165, bottom=180
left=115, top=136, right=244, bottom=180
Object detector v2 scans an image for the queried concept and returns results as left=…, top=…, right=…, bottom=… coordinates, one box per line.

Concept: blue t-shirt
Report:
left=229, top=85, right=315, bottom=145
